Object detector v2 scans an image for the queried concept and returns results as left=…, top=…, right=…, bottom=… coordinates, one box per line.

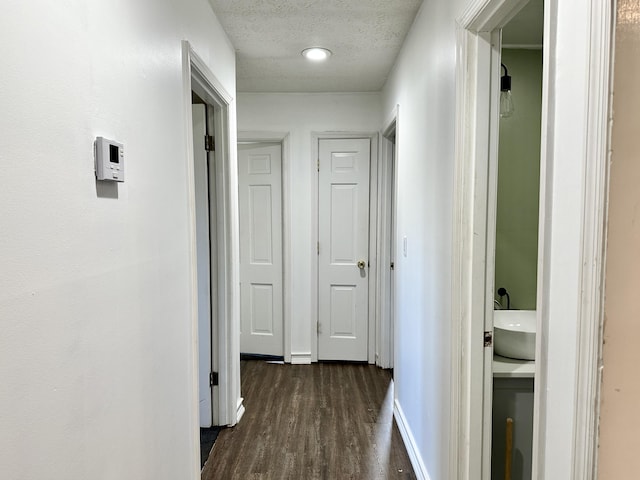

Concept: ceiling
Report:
left=207, top=0, right=544, bottom=93
left=502, top=0, right=544, bottom=47
left=207, top=0, right=423, bottom=93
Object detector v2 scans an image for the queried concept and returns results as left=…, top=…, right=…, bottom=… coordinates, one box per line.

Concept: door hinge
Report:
left=317, top=159, right=320, bottom=172
left=317, top=322, right=321, bottom=334
left=209, top=371, right=219, bottom=387
left=317, top=241, right=320, bottom=255
left=390, top=261, right=395, bottom=270
left=484, top=331, right=493, bottom=347
left=204, top=135, right=215, bottom=152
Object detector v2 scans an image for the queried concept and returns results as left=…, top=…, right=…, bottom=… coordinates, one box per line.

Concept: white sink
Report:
left=493, top=310, right=536, bottom=361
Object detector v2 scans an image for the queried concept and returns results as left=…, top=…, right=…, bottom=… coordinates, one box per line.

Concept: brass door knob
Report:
left=357, top=260, right=366, bottom=269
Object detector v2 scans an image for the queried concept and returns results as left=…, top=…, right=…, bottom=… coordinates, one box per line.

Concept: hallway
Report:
left=202, top=361, right=416, bottom=479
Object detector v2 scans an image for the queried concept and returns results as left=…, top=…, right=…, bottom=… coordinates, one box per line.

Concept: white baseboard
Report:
left=394, top=399, right=431, bottom=480
left=290, top=352, right=312, bottom=364
left=236, top=397, right=245, bottom=423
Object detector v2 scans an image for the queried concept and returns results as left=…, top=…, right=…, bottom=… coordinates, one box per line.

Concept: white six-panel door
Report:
left=318, top=138, right=371, bottom=361
left=238, top=143, right=284, bottom=356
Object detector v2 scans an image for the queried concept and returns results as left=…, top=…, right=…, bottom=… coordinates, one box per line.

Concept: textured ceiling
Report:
left=208, top=0, right=424, bottom=93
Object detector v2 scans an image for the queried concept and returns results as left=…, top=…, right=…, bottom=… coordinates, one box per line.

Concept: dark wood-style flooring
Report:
left=202, top=360, right=416, bottom=480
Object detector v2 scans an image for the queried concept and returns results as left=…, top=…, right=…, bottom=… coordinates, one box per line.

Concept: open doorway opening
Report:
left=471, top=3, right=545, bottom=478
left=450, top=0, right=543, bottom=478
left=182, top=40, right=244, bottom=472
left=490, top=2, right=544, bottom=478
left=191, top=92, right=221, bottom=465
left=451, top=0, right=612, bottom=478
left=378, top=108, right=399, bottom=370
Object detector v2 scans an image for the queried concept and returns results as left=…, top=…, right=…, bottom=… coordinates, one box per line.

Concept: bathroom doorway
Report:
left=490, top=2, right=544, bottom=478
left=451, top=0, right=613, bottom=478
left=450, top=0, right=544, bottom=478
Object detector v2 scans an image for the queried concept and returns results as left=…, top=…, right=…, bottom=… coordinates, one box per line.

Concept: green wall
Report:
left=495, top=49, right=543, bottom=310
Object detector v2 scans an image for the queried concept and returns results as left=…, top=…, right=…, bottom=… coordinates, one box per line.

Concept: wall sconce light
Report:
left=500, top=63, right=514, bottom=118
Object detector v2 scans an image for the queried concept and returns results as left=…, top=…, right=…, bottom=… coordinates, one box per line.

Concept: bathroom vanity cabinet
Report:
left=492, top=356, right=535, bottom=480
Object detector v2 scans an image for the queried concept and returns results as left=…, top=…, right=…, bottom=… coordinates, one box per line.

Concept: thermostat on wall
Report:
left=95, top=136, right=124, bottom=182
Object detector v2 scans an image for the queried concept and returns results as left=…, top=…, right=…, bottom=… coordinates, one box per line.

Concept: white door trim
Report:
left=376, top=106, right=399, bottom=369
left=451, top=19, right=509, bottom=478
left=311, top=132, right=379, bottom=363
left=451, top=1, right=614, bottom=479
left=182, top=41, right=243, bottom=463
left=452, top=3, right=533, bottom=476
left=238, top=131, right=292, bottom=363
left=537, top=2, right=613, bottom=478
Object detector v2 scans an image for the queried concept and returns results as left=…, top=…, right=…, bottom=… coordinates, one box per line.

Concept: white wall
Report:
left=382, top=1, right=612, bottom=478
left=0, top=1, right=235, bottom=479
left=381, top=0, right=466, bottom=478
left=598, top=0, right=640, bottom=473
left=236, top=93, right=382, bottom=362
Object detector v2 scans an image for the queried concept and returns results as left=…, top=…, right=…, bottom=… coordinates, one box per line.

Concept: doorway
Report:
left=311, top=133, right=379, bottom=363
left=491, top=14, right=544, bottom=478
left=238, top=142, right=284, bottom=358
left=453, top=7, right=544, bottom=478
left=237, top=131, right=292, bottom=363
left=182, top=41, right=243, bottom=446
left=317, top=138, right=371, bottom=361
left=378, top=109, right=399, bottom=370
left=192, top=97, right=219, bottom=429
left=450, top=0, right=613, bottom=478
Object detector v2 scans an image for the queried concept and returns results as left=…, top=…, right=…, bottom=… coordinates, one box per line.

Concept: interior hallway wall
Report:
left=598, top=0, right=640, bottom=476
left=0, top=1, right=236, bottom=479
left=236, top=92, right=382, bottom=362
left=380, top=0, right=466, bottom=477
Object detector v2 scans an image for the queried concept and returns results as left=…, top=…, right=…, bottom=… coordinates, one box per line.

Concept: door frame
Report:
left=311, top=132, right=379, bottom=363
left=192, top=102, right=219, bottom=428
left=238, top=131, right=292, bottom=363
left=182, top=41, right=243, bottom=449
left=377, top=106, right=400, bottom=369
left=450, top=1, right=614, bottom=479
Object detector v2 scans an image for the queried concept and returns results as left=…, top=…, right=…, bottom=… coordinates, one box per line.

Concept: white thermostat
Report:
left=95, top=137, right=124, bottom=182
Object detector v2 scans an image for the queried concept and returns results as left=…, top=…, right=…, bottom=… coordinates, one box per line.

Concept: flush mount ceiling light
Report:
left=301, top=47, right=332, bottom=61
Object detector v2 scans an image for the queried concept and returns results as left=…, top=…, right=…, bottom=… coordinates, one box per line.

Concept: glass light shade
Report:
left=500, top=90, right=514, bottom=118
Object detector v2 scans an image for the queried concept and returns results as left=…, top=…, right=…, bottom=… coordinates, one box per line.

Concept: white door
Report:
left=193, top=104, right=216, bottom=427
left=318, top=138, right=371, bottom=361
left=238, top=143, right=284, bottom=356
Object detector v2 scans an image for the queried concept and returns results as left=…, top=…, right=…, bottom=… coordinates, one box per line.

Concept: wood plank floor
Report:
left=202, top=360, right=416, bottom=480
